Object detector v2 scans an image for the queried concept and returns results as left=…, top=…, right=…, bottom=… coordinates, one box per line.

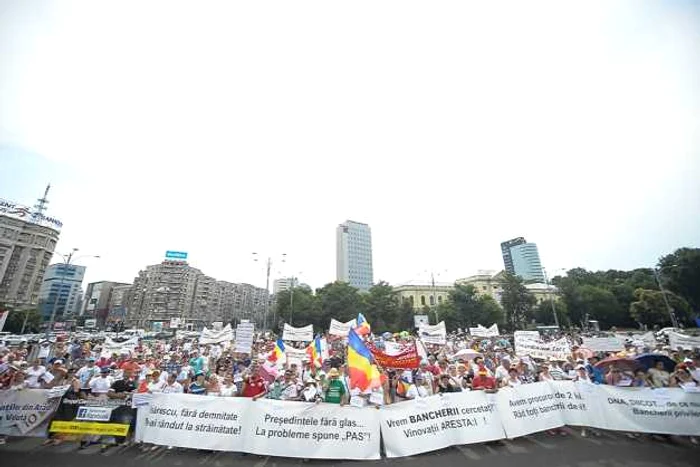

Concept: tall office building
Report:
left=510, top=242, right=545, bottom=282
left=336, top=220, right=373, bottom=291
left=38, top=264, right=86, bottom=320
left=500, top=237, right=526, bottom=275
left=272, top=277, right=310, bottom=295
left=0, top=186, right=62, bottom=306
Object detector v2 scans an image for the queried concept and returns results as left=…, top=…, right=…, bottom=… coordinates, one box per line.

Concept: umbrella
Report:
left=449, top=349, right=483, bottom=361
left=635, top=353, right=676, bottom=372
left=594, top=357, right=641, bottom=373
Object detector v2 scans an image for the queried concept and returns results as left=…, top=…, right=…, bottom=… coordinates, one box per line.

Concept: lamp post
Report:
left=45, top=249, right=100, bottom=339
left=653, top=266, right=680, bottom=329
left=253, top=252, right=287, bottom=331
left=542, top=267, right=563, bottom=328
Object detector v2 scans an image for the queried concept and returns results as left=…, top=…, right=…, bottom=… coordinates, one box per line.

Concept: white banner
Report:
left=101, top=336, right=139, bottom=358
left=513, top=330, right=540, bottom=340
left=0, top=388, right=63, bottom=436
left=244, top=399, right=380, bottom=460
left=469, top=324, right=499, bottom=338
left=234, top=322, right=255, bottom=354
left=514, top=336, right=571, bottom=361
left=586, top=384, right=700, bottom=436
left=282, top=324, right=313, bottom=342
left=581, top=337, right=625, bottom=352
left=200, top=324, right=234, bottom=344
left=328, top=319, right=357, bottom=337
left=668, top=331, right=700, bottom=350
left=141, top=393, right=248, bottom=451
left=380, top=391, right=504, bottom=457
left=418, top=321, right=447, bottom=345
left=285, top=347, right=307, bottom=367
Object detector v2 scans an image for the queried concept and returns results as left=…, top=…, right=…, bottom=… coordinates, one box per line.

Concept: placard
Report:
left=469, top=324, right=500, bottom=337
left=581, top=337, right=625, bottom=352
left=200, top=324, right=234, bottom=344
left=668, top=331, right=700, bottom=350
left=418, top=321, right=447, bottom=345
left=0, top=388, right=63, bottom=436
left=514, top=336, right=570, bottom=361
left=282, top=324, right=313, bottom=342
left=329, top=319, right=357, bottom=337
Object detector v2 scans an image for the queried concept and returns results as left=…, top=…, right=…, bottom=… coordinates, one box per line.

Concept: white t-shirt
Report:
left=25, top=366, right=47, bottom=388
left=162, top=381, right=184, bottom=394
left=219, top=384, right=237, bottom=397
left=406, top=384, right=429, bottom=399
left=89, top=376, right=113, bottom=394
left=148, top=380, right=167, bottom=393
left=494, top=365, right=510, bottom=383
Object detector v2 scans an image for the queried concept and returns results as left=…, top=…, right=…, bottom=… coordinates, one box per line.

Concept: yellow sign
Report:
left=49, top=421, right=130, bottom=436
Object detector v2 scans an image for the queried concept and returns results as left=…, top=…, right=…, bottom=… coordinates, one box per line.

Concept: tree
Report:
left=316, top=281, right=364, bottom=328
left=630, top=288, right=692, bottom=328
left=274, top=286, right=320, bottom=330
left=395, top=299, right=416, bottom=332
left=1, top=307, right=42, bottom=334
left=658, top=248, right=700, bottom=313
left=362, top=281, right=402, bottom=332
left=532, top=299, right=569, bottom=327
left=499, top=273, right=536, bottom=330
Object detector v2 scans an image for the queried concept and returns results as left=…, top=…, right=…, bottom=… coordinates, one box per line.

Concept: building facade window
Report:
left=420, top=295, right=426, bottom=306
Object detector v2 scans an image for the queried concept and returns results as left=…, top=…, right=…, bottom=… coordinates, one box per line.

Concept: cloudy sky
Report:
left=1, top=1, right=698, bottom=291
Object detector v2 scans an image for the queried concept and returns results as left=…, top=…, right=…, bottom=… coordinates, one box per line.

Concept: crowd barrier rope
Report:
left=2, top=382, right=700, bottom=459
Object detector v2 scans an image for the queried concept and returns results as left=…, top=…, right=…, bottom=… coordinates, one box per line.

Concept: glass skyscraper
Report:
left=510, top=242, right=545, bottom=282
left=336, top=220, right=373, bottom=291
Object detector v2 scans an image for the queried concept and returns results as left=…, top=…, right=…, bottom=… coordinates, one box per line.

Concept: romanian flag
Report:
left=347, top=328, right=381, bottom=391
left=355, top=313, right=371, bottom=336
left=306, top=336, right=323, bottom=368
left=268, top=339, right=286, bottom=364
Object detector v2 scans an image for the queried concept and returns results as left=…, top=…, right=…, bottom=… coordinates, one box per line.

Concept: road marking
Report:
left=501, top=439, right=529, bottom=454
left=455, top=445, right=482, bottom=460
left=523, top=435, right=556, bottom=449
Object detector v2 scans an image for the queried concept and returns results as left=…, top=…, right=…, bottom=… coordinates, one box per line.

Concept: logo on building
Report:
left=165, top=251, right=188, bottom=260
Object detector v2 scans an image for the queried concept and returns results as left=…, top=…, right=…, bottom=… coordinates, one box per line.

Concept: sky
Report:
left=1, top=0, right=699, bottom=291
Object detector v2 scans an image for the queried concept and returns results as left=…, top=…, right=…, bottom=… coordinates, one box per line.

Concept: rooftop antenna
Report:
left=33, top=183, right=51, bottom=216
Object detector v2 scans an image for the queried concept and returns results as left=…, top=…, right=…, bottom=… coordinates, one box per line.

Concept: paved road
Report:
left=1, top=428, right=698, bottom=467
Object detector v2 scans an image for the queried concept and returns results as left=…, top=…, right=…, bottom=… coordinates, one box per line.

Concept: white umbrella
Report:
left=449, top=349, right=482, bottom=361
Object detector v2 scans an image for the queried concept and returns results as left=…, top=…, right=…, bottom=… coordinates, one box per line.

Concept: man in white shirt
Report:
left=76, top=358, right=101, bottom=391
left=25, top=360, right=47, bottom=389
left=405, top=374, right=429, bottom=399
left=161, top=373, right=184, bottom=394
left=89, top=367, right=113, bottom=396
left=494, top=357, right=511, bottom=385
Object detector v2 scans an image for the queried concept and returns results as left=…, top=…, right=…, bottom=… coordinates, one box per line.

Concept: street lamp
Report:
left=45, top=249, right=100, bottom=338
left=252, top=252, right=287, bottom=331
left=653, top=266, right=680, bottom=329
left=542, top=267, right=565, bottom=328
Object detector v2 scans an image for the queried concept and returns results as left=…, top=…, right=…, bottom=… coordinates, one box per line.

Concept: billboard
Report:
left=0, top=198, right=63, bottom=230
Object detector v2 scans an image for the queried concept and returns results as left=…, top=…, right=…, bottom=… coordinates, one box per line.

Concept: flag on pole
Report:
left=355, top=313, right=371, bottom=336
left=347, top=328, right=381, bottom=391
left=306, top=335, right=324, bottom=368
left=268, top=339, right=286, bottom=364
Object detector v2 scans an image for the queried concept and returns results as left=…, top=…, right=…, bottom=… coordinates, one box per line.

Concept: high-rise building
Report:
left=0, top=186, right=62, bottom=306
left=272, top=277, right=310, bottom=295
left=500, top=237, right=526, bottom=275
left=336, top=220, right=373, bottom=291
left=38, top=264, right=86, bottom=320
left=83, top=281, right=130, bottom=326
left=510, top=243, right=545, bottom=282
left=126, top=260, right=269, bottom=330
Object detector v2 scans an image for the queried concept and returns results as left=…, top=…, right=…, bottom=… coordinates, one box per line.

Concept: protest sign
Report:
left=49, top=396, right=136, bottom=437
left=418, top=322, right=447, bottom=345
left=513, top=330, right=540, bottom=341
left=100, top=336, right=139, bottom=358
left=367, top=342, right=420, bottom=370
left=581, top=337, right=625, bottom=352
left=283, top=324, right=313, bottom=341
left=200, top=324, right=234, bottom=345
left=380, top=391, right=504, bottom=457
left=589, top=384, right=700, bottom=436
left=285, top=347, right=307, bottom=367
left=245, top=399, right=380, bottom=460
left=329, top=319, right=357, bottom=337
left=495, top=381, right=567, bottom=438
left=0, top=388, right=63, bottom=436
left=469, top=324, right=499, bottom=338
left=514, top=336, right=570, bottom=361
left=668, top=331, right=700, bottom=350
left=235, top=322, right=255, bottom=354
left=141, top=393, right=248, bottom=451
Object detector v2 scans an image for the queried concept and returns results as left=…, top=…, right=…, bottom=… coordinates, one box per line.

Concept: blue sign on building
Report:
left=165, top=251, right=188, bottom=260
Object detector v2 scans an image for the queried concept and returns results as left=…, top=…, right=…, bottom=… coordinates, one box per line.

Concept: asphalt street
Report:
left=1, top=428, right=698, bottom=467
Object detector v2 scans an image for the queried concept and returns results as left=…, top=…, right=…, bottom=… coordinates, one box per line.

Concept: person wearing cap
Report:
left=77, top=357, right=101, bottom=393
left=573, top=364, right=591, bottom=383
left=323, top=368, right=346, bottom=404
left=89, top=366, right=113, bottom=397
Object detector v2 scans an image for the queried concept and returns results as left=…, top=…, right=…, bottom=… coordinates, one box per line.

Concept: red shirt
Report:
left=472, top=374, right=497, bottom=390
left=242, top=376, right=266, bottom=398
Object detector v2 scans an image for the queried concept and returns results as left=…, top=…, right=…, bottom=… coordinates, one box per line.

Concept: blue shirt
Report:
left=188, top=382, right=206, bottom=395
